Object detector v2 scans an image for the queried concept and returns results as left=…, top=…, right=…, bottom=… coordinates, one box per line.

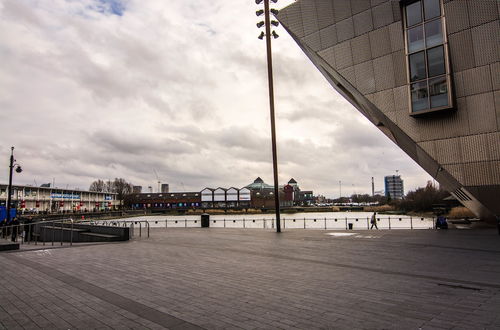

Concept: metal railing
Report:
left=92, top=220, right=150, bottom=238
left=0, top=216, right=435, bottom=250
left=0, top=219, right=75, bottom=247
left=0, top=218, right=150, bottom=249
left=111, top=216, right=435, bottom=230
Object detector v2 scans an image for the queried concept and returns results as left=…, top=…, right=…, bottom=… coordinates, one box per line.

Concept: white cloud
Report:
left=0, top=0, right=432, bottom=197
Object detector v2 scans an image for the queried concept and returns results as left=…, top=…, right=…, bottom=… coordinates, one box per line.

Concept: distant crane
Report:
left=153, top=169, right=161, bottom=193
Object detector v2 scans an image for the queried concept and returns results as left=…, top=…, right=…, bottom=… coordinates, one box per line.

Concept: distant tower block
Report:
left=132, top=186, right=142, bottom=194
left=385, top=176, right=404, bottom=200
left=161, top=184, right=169, bottom=193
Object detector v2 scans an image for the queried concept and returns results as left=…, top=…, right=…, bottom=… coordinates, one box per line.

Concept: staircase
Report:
left=37, top=223, right=129, bottom=243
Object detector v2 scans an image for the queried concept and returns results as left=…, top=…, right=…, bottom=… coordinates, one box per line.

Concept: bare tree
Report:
left=112, top=178, right=133, bottom=209
left=104, top=180, right=113, bottom=193
left=89, top=179, right=105, bottom=192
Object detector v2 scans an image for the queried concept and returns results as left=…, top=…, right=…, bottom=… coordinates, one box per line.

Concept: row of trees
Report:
left=329, top=181, right=449, bottom=213
left=89, top=178, right=134, bottom=208
left=395, top=181, right=448, bottom=212
left=331, top=194, right=389, bottom=205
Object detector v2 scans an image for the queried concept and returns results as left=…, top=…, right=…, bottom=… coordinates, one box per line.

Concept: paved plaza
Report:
left=1, top=227, right=500, bottom=329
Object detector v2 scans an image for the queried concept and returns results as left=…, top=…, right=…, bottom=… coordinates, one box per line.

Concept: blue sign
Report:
left=50, top=193, right=81, bottom=199
left=0, top=206, right=17, bottom=223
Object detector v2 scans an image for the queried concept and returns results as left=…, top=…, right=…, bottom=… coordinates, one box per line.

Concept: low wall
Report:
left=35, top=223, right=129, bottom=243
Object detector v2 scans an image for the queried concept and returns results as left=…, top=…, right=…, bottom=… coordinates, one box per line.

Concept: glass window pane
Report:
left=409, top=51, right=426, bottom=82
left=408, top=25, right=425, bottom=52
left=425, top=19, right=443, bottom=48
left=424, top=0, right=440, bottom=20
left=411, top=81, right=429, bottom=111
left=406, top=1, right=422, bottom=27
left=429, top=77, right=448, bottom=108
left=427, top=46, right=445, bottom=77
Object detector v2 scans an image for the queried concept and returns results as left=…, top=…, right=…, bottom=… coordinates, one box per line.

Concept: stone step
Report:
left=40, top=226, right=88, bottom=232
left=0, top=242, right=20, bottom=251
left=80, top=232, right=120, bottom=239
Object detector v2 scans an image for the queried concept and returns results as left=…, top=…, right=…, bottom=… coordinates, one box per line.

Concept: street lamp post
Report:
left=256, top=0, right=281, bottom=233
left=6, top=147, right=22, bottom=226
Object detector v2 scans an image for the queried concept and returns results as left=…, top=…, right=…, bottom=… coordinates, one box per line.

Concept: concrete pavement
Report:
left=1, top=228, right=500, bottom=329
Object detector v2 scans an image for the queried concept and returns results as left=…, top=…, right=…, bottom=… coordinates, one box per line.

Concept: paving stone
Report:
left=1, top=228, right=500, bottom=329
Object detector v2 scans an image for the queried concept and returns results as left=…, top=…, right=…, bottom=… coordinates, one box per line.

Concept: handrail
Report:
left=0, top=217, right=152, bottom=248
left=100, top=216, right=434, bottom=231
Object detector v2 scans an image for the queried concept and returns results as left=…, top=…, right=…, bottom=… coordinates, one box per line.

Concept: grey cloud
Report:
left=0, top=0, right=433, bottom=196
left=89, top=130, right=199, bottom=156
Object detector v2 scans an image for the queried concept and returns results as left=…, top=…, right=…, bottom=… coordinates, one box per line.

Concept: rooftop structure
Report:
left=245, top=177, right=273, bottom=191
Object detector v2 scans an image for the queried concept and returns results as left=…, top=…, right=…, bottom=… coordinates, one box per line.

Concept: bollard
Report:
left=70, top=220, right=73, bottom=246
left=388, top=217, right=391, bottom=230
left=27, top=223, right=32, bottom=245
left=325, top=217, right=327, bottom=230
left=201, top=214, right=210, bottom=228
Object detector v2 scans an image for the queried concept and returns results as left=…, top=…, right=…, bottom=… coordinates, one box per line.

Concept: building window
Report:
left=404, top=0, right=452, bottom=114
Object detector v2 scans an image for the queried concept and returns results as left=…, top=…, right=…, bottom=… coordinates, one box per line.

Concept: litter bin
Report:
left=201, top=213, right=210, bottom=228
left=348, top=223, right=353, bottom=230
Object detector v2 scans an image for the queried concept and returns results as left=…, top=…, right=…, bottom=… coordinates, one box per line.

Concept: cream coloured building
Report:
left=0, top=184, right=117, bottom=213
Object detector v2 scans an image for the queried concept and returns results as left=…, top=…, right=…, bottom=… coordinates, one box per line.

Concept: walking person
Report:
left=370, top=212, right=378, bottom=229
left=23, top=216, right=33, bottom=242
left=11, top=217, right=20, bottom=242
left=0, top=218, right=6, bottom=239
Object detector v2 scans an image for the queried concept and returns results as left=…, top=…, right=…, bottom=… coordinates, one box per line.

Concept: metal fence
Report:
left=0, top=218, right=150, bottom=248
left=115, top=216, right=435, bottom=230
left=1, top=216, right=435, bottom=249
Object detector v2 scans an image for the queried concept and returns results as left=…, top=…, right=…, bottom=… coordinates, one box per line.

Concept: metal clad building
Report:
left=384, top=175, right=405, bottom=199
left=278, top=0, right=499, bottom=220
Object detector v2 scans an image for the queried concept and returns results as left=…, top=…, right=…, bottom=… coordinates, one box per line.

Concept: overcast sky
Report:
left=0, top=0, right=433, bottom=197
